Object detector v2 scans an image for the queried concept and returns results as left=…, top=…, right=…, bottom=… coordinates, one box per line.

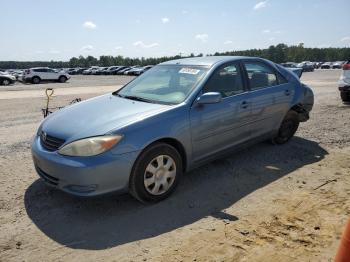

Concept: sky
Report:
left=1, top=0, right=349, bottom=61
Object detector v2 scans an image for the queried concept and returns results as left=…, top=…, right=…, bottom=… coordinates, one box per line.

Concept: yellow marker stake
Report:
left=44, top=88, right=54, bottom=117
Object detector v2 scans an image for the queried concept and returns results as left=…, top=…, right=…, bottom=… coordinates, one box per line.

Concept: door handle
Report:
left=285, top=90, right=290, bottom=96
left=241, top=101, right=249, bottom=109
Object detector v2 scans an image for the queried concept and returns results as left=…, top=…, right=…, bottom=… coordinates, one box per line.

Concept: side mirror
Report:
left=196, top=92, right=222, bottom=105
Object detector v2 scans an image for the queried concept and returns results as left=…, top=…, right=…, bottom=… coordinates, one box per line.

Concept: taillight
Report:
left=343, top=64, right=350, bottom=70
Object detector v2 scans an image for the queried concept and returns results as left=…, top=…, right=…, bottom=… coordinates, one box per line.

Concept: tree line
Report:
left=1, top=43, right=349, bottom=69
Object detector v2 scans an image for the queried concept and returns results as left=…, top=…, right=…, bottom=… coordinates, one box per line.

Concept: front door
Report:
left=46, top=68, right=58, bottom=80
left=190, top=62, right=251, bottom=162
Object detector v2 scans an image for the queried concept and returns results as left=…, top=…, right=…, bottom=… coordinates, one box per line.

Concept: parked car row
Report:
left=281, top=61, right=314, bottom=72
left=281, top=61, right=347, bottom=71
left=310, top=61, right=347, bottom=69
left=320, top=61, right=346, bottom=69
left=0, top=64, right=154, bottom=85
left=68, top=65, right=154, bottom=76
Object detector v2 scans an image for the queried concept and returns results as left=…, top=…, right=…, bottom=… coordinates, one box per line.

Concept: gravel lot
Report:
left=0, top=70, right=349, bottom=261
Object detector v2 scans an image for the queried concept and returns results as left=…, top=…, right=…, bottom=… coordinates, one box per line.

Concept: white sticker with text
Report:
left=179, top=68, right=200, bottom=75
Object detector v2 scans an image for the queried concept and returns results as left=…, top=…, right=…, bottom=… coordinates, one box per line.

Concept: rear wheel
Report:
left=272, top=111, right=300, bottom=144
left=129, top=143, right=182, bottom=203
left=32, top=76, right=40, bottom=84
left=58, top=76, right=67, bottom=83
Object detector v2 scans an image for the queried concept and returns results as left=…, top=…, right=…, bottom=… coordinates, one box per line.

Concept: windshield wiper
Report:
left=113, top=92, right=124, bottom=98
left=122, top=95, right=154, bottom=103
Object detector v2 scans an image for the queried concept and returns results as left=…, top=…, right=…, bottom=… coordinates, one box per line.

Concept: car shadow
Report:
left=24, top=137, right=327, bottom=250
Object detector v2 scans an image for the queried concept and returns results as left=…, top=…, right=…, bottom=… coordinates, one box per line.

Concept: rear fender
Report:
left=291, top=84, right=314, bottom=122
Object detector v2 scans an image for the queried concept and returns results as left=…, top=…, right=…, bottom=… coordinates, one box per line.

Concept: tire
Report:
left=32, top=76, right=41, bottom=84
left=272, top=111, right=300, bottom=145
left=1, top=79, right=11, bottom=86
left=340, top=91, right=350, bottom=102
left=58, top=76, right=67, bottom=83
left=129, top=143, right=183, bottom=203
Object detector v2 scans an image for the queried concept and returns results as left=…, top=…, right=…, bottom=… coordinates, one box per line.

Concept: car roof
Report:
left=160, top=56, right=252, bottom=67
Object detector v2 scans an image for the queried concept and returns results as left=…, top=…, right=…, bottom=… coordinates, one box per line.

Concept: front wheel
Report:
left=129, top=143, right=182, bottom=203
left=272, top=111, right=300, bottom=144
left=1, top=79, right=11, bottom=85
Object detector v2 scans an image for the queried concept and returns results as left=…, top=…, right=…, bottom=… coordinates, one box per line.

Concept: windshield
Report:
left=117, top=65, right=209, bottom=104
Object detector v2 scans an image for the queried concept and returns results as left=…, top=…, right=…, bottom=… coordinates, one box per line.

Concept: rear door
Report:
left=36, top=68, right=50, bottom=80
left=242, top=60, right=294, bottom=138
left=190, top=62, right=252, bottom=162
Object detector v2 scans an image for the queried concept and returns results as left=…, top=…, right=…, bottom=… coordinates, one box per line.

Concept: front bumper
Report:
left=31, top=135, right=140, bottom=196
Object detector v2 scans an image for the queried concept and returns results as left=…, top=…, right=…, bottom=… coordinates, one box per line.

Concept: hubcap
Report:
left=144, top=155, right=176, bottom=195
left=3, top=80, right=10, bottom=85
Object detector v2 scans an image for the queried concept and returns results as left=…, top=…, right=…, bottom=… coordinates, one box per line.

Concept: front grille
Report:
left=40, top=132, right=65, bottom=151
left=35, top=166, right=59, bottom=186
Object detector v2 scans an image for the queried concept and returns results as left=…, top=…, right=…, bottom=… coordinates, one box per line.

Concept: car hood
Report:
left=1, top=74, right=15, bottom=80
left=41, top=94, right=170, bottom=142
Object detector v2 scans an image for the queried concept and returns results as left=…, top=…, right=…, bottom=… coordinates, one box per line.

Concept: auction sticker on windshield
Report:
left=179, top=68, right=200, bottom=75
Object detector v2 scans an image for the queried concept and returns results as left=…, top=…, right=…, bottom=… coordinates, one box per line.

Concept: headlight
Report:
left=58, top=135, right=122, bottom=157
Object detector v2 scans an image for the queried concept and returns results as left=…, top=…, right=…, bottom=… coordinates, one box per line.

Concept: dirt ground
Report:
left=0, top=70, right=349, bottom=262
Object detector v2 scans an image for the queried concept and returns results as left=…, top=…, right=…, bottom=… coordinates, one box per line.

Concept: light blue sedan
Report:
left=31, top=56, right=314, bottom=202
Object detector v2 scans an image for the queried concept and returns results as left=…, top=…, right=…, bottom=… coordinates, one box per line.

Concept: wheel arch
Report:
left=140, top=137, right=187, bottom=172
left=290, top=103, right=309, bottom=122
left=32, top=75, right=41, bottom=80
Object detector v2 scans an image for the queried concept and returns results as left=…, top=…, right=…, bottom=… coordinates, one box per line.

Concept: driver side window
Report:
left=203, top=63, right=244, bottom=98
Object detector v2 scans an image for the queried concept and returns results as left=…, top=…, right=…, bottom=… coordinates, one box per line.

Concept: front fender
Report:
left=108, top=104, right=192, bottom=160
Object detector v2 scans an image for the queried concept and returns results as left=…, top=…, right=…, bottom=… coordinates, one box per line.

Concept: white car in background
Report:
left=338, top=61, right=350, bottom=103
left=23, top=67, right=70, bottom=84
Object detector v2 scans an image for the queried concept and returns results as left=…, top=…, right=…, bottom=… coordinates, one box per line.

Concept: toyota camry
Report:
left=31, top=56, right=314, bottom=202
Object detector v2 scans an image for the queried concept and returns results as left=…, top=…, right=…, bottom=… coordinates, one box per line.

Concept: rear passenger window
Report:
left=244, top=62, right=278, bottom=90
left=203, top=63, right=244, bottom=98
left=277, top=72, right=288, bottom=84
left=33, top=68, right=47, bottom=73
